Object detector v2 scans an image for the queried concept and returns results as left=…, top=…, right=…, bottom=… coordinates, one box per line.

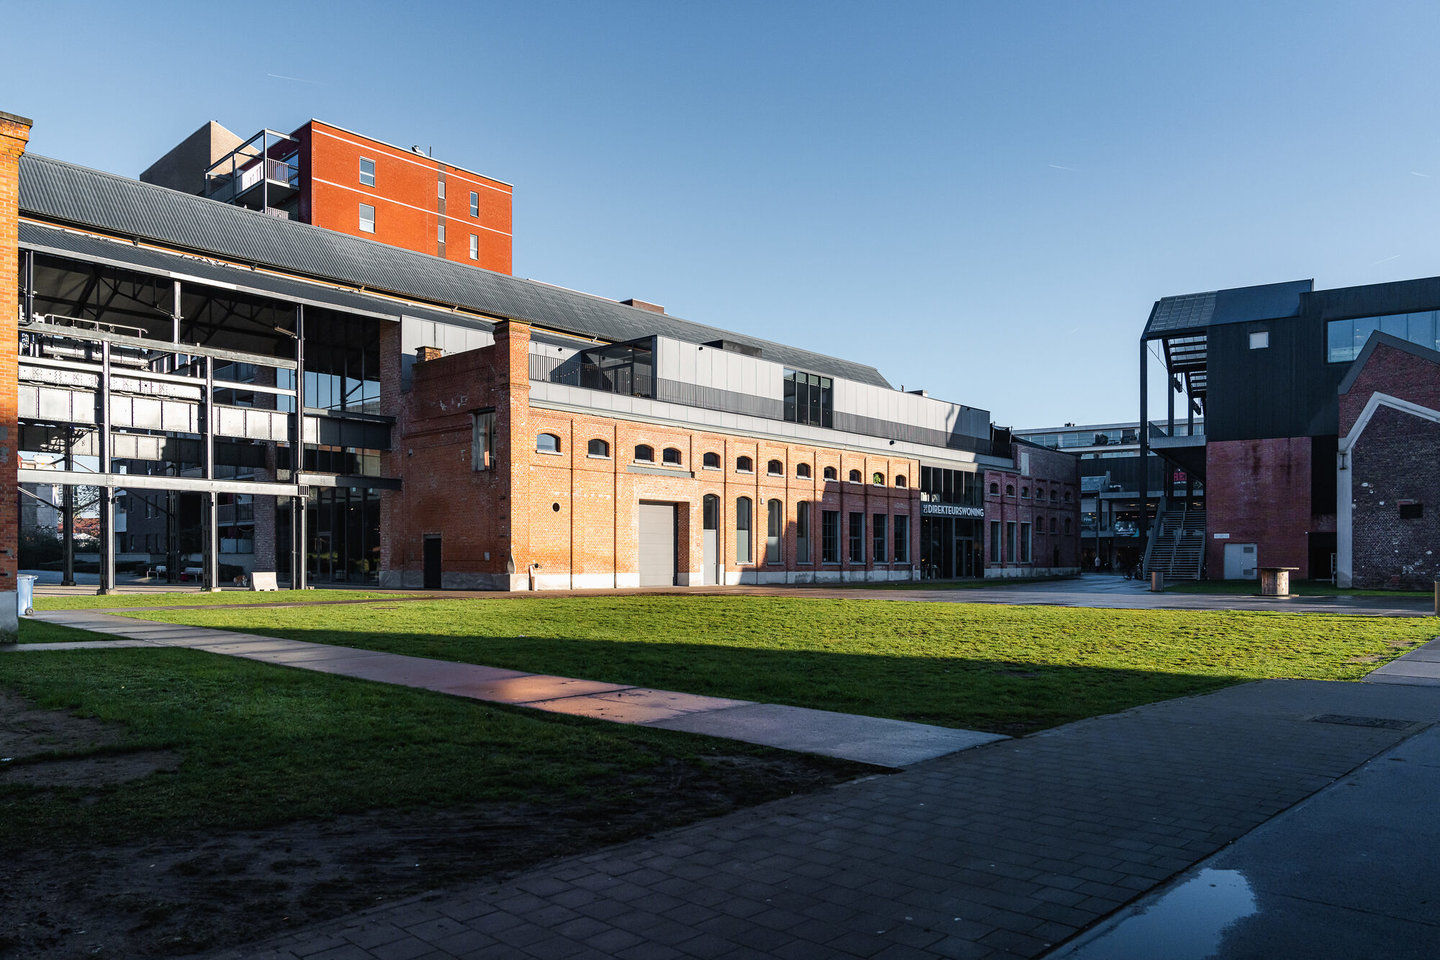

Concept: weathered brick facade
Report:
left=383, top=322, right=923, bottom=589
left=1339, top=338, right=1440, bottom=589
left=1205, top=437, right=1314, bottom=578
left=0, top=111, right=31, bottom=634
left=982, top=442, right=1082, bottom=577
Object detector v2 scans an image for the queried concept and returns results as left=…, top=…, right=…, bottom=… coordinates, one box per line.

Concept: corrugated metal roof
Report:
left=20, top=154, right=892, bottom=388
left=20, top=221, right=472, bottom=328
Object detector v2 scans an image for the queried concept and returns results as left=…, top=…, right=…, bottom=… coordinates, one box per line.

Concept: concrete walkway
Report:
left=21, top=610, right=1002, bottom=768
left=194, top=677, right=1440, bottom=960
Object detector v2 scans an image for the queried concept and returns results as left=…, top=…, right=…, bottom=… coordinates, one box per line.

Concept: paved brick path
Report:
left=204, top=679, right=1440, bottom=960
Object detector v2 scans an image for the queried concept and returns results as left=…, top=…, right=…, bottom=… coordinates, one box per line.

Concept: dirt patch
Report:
left=0, top=695, right=868, bottom=959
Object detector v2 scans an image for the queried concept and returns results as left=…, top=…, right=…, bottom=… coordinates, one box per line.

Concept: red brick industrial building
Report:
left=8, top=111, right=1079, bottom=595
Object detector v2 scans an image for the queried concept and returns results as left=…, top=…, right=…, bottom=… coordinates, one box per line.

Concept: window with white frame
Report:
left=469, top=234, right=479, bottom=260
left=359, top=157, right=375, bottom=186
left=359, top=203, right=375, bottom=233
left=470, top=191, right=479, bottom=217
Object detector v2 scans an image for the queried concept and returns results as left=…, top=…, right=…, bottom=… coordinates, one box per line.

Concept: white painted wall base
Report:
left=0, top=590, right=16, bottom=641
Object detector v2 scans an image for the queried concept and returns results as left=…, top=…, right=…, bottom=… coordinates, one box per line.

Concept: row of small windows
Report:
left=988, top=481, right=1071, bottom=503
left=535, top=435, right=906, bottom=484
left=358, top=156, right=486, bottom=219
left=732, top=496, right=912, bottom=565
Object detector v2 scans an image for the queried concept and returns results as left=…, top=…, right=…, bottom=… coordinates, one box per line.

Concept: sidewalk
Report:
left=24, top=609, right=1002, bottom=768
left=194, top=677, right=1440, bottom=960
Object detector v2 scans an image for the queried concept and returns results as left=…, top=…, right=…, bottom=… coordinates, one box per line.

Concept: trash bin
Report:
left=16, top=574, right=37, bottom=617
left=1150, top=571, right=1164, bottom=593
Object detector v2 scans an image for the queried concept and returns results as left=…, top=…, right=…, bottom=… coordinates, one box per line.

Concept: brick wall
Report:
left=0, top=111, right=31, bottom=634
left=385, top=323, right=923, bottom=589
left=1205, top=437, right=1313, bottom=578
left=1349, top=405, right=1440, bottom=589
left=982, top=443, right=1082, bottom=577
left=1339, top=341, right=1440, bottom=434
left=303, top=121, right=513, bottom=274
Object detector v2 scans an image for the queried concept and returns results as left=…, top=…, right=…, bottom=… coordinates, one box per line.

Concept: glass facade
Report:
left=1327, top=311, right=1440, bottom=363
left=783, top=369, right=834, bottom=427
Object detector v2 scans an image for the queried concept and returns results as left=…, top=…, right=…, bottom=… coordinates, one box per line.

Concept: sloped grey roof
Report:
left=20, top=153, right=892, bottom=388
left=1144, top=280, right=1311, bottom=338
left=20, top=221, right=469, bottom=328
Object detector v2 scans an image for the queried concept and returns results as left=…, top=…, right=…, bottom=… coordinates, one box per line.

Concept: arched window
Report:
left=796, top=463, right=812, bottom=479
left=736, top=497, right=753, bottom=563
left=768, top=459, right=784, bottom=476
left=1005, top=484, right=1015, bottom=497
left=1050, top=490, right=1058, bottom=502
left=635, top=444, right=654, bottom=462
left=872, top=472, right=885, bottom=486
left=1064, top=491, right=1072, bottom=503
left=823, top=466, right=837, bottom=481
left=989, top=482, right=999, bottom=495
left=587, top=438, right=610, bottom=458
left=766, top=499, right=783, bottom=563
left=1050, top=517, right=1057, bottom=533
left=703, top=451, right=721, bottom=469
left=1064, top=516, right=1072, bottom=534
left=848, top=469, right=862, bottom=483
left=1021, top=486, right=1029, bottom=499
left=536, top=433, right=560, bottom=453
left=737, top=456, right=754, bottom=473
left=894, top=475, right=907, bottom=488
left=663, top=447, right=682, bottom=466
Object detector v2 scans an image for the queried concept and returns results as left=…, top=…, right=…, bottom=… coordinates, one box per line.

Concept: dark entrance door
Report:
left=423, top=535, right=442, bottom=589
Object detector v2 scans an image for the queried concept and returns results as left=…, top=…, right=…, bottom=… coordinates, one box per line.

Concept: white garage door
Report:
left=638, top=502, right=677, bottom=587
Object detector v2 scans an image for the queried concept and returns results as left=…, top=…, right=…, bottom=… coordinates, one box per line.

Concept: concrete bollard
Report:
left=1150, top=571, right=1164, bottom=593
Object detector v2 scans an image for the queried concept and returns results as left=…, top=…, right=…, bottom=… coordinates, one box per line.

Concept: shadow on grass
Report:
left=188, top=626, right=1243, bottom=737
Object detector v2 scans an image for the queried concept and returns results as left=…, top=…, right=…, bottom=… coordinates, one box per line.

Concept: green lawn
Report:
left=0, top=645, right=858, bottom=853
left=102, top=595, right=1440, bottom=735
left=1165, top=579, right=1434, bottom=598
left=32, top=589, right=411, bottom=610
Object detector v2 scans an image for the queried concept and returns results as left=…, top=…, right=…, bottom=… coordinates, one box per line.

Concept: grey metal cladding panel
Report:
left=1307, top=275, right=1440, bottom=321
left=20, top=155, right=891, bottom=388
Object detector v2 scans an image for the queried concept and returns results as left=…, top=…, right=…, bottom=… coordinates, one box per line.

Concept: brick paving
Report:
left=204, top=678, right=1440, bottom=960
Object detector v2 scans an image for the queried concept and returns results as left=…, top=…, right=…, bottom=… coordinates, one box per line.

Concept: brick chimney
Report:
left=620, top=298, right=665, bottom=314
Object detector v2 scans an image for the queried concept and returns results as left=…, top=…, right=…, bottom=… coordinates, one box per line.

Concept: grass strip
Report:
left=112, top=595, right=1440, bottom=735
left=32, top=590, right=412, bottom=611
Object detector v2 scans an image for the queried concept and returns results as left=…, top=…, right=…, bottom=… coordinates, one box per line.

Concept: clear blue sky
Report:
left=9, top=1, right=1440, bottom=429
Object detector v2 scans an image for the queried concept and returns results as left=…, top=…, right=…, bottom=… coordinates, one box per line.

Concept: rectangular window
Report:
left=872, top=514, right=887, bottom=563
left=766, top=500, right=783, bottom=563
left=470, top=191, right=480, bottom=217
left=822, top=510, right=840, bottom=563
left=437, top=222, right=445, bottom=244
left=783, top=369, right=833, bottom=427
left=359, top=203, right=375, bottom=233
left=1007, top=521, right=1017, bottom=564
left=359, top=157, right=375, bottom=186
left=1249, top=330, right=1269, bottom=349
left=893, top=515, right=909, bottom=563
left=849, top=512, right=864, bottom=563
left=471, top=410, right=495, bottom=470
left=437, top=179, right=445, bottom=199
left=796, top=501, right=811, bottom=563
left=990, top=521, right=1002, bottom=562
left=736, top=497, right=753, bottom=564
left=469, top=234, right=479, bottom=260
left=1020, top=522, right=1032, bottom=562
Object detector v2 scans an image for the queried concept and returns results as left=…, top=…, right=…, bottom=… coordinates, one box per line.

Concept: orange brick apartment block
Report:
left=143, top=119, right=513, bottom=273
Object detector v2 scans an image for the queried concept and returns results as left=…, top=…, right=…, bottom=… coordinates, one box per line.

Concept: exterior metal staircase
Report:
left=1142, top=503, right=1207, bottom=580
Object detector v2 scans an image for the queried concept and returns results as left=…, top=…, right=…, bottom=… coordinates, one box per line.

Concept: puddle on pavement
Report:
left=1053, top=868, right=1257, bottom=959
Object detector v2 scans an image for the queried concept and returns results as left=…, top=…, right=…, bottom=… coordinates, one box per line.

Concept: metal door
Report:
left=423, top=535, right=442, bottom=589
left=638, top=502, right=677, bottom=587
left=702, top=495, right=719, bottom=585
left=1223, top=543, right=1258, bottom=579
